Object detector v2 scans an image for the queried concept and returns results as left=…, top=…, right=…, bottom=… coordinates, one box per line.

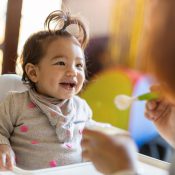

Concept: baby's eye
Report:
left=54, top=61, right=65, bottom=66
left=76, top=63, right=84, bottom=69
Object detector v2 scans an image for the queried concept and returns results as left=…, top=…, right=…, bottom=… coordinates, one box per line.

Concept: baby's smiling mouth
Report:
left=59, top=81, right=77, bottom=89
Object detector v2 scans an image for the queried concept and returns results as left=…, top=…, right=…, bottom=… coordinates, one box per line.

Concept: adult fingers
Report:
left=83, top=128, right=112, bottom=142
left=146, top=100, right=158, bottom=111
left=82, top=149, right=90, bottom=161
left=145, top=103, right=170, bottom=121
left=154, top=101, right=170, bottom=117
left=150, top=84, right=161, bottom=92
left=81, top=137, right=90, bottom=149
left=154, top=104, right=171, bottom=122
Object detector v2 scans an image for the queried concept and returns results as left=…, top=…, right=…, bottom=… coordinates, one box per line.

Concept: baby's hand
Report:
left=0, top=144, right=15, bottom=171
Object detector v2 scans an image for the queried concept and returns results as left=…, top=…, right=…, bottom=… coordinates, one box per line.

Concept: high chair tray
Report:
left=0, top=154, right=169, bottom=175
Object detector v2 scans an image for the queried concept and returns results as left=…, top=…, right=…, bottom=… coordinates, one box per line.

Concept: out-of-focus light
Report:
left=0, top=50, right=3, bottom=74
left=0, top=0, right=8, bottom=45
left=16, top=0, right=62, bottom=73
left=18, top=0, right=62, bottom=55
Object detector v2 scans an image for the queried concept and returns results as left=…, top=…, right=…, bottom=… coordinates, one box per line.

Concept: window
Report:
left=16, top=0, right=62, bottom=74
left=0, top=0, right=8, bottom=73
left=0, top=0, right=62, bottom=74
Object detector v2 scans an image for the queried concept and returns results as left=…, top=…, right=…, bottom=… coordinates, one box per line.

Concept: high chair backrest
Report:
left=0, top=74, right=27, bottom=102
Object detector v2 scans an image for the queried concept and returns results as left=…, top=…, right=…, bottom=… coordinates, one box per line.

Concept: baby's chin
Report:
left=56, top=93, right=76, bottom=100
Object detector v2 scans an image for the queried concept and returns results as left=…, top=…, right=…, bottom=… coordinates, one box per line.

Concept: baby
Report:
left=0, top=10, right=92, bottom=170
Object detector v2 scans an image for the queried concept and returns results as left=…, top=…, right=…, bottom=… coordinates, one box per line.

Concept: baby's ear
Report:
left=25, top=63, right=39, bottom=83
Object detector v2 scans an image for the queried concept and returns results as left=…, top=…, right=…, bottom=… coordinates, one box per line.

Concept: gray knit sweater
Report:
left=0, top=91, right=92, bottom=170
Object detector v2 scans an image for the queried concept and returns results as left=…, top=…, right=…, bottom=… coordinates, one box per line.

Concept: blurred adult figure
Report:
left=81, top=0, right=175, bottom=174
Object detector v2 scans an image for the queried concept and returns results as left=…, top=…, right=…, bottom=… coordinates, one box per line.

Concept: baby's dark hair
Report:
left=21, top=10, right=89, bottom=86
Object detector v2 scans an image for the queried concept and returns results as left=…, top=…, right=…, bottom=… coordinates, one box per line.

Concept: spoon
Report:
left=114, top=92, right=159, bottom=110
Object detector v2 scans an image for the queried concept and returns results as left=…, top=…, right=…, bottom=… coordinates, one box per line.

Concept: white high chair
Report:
left=0, top=74, right=27, bottom=102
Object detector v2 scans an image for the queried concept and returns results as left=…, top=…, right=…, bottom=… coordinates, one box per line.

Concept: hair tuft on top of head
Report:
left=44, top=10, right=89, bottom=49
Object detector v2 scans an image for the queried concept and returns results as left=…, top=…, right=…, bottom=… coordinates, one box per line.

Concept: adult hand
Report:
left=145, top=85, right=175, bottom=146
left=81, top=129, right=138, bottom=175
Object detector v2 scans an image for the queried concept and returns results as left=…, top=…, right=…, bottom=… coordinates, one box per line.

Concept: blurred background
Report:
left=0, top=0, right=173, bottom=162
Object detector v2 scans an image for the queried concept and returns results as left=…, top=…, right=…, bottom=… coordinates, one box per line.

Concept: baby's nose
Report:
left=66, top=66, right=77, bottom=76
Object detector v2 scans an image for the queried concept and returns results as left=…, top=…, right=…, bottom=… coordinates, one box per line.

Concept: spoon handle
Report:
left=137, top=92, right=159, bottom=101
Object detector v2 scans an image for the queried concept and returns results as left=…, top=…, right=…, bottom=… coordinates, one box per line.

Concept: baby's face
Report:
left=34, top=36, right=85, bottom=100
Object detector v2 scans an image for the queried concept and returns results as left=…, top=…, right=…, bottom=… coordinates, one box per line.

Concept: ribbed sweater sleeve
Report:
left=0, top=93, right=16, bottom=145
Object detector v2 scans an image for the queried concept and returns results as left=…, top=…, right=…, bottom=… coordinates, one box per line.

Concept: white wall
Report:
left=64, top=0, right=115, bottom=37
